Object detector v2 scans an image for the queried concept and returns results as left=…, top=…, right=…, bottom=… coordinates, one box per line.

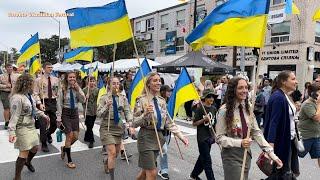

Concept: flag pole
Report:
left=131, top=37, right=164, bottom=157
left=108, top=44, right=117, bottom=132
left=166, top=112, right=184, bottom=160
left=239, top=47, right=263, bottom=180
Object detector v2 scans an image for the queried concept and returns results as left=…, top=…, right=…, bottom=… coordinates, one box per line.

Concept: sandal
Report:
left=66, top=162, right=76, bottom=169
left=60, top=146, right=65, bottom=160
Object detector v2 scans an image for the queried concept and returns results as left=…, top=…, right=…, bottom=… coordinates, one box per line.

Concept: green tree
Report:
left=40, top=35, right=69, bottom=63
left=10, top=47, right=20, bottom=61
left=95, top=38, right=146, bottom=63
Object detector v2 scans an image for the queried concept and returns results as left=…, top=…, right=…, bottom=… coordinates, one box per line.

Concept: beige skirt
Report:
left=100, top=132, right=122, bottom=145
left=15, top=128, right=39, bottom=151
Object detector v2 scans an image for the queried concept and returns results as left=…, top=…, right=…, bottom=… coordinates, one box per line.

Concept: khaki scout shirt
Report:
left=33, top=74, right=59, bottom=104
left=56, top=85, right=86, bottom=120
left=0, top=73, right=20, bottom=92
left=216, top=102, right=272, bottom=152
left=97, top=93, right=133, bottom=136
left=82, top=87, right=99, bottom=116
left=8, top=94, right=46, bottom=136
left=133, top=94, right=184, bottom=140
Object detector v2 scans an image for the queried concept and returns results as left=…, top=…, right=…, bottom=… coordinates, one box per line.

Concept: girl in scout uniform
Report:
left=132, top=72, right=189, bottom=180
left=56, top=71, right=86, bottom=169
left=97, top=76, right=133, bottom=180
left=82, top=76, right=99, bottom=148
left=215, top=77, right=283, bottom=180
left=8, top=73, right=49, bottom=180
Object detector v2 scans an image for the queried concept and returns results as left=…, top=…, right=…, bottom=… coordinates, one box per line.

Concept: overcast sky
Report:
left=0, top=0, right=184, bottom=52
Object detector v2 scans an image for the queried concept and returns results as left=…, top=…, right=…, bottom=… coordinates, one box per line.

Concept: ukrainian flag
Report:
left=92, top=64, right=99, bottom=80
left=17, top=33, right=41, bottom=64
left=97, top=67, right=111, bottom=105
left=128, top=58, right=151, bottom=110
left=66, top=0, right=133, bottom=49
left=313, top=9, right=320, bottom=21
left=29, top=56, right=41, bottom=76
left=167, top=67, right=200, bottom=118
left=285, top=0, right=300, bottom=15
left=186, top=0, right=270, bottom=50
left=64, top=47, right=93, bottom=63
left=80, top=65, right=89, bottom=79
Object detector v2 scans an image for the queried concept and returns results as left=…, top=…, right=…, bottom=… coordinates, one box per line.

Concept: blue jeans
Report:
left=159, top=135, right=170, bottom=174
left=191, top=139, right=215, bottom=180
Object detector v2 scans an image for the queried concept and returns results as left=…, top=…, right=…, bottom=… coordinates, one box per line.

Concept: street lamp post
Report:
left=41, top=12, right=61, bottom=63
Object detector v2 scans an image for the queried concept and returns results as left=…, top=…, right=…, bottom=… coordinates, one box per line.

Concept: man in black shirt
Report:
left=189, top=89, right=216, bottom=180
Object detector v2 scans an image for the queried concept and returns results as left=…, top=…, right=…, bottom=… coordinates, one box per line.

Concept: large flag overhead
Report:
left=66, top=0, right=133, bottom=49
left=17, top=33, right=41, bottom=64
left=313, top=9, right=320, bottom=21
left=167, top=67, right=200, bottom=118
left=128, top=58, right=152, bottom=110
left=29, top=56, right=41, bottom=76
left=64, top=47, right=93, bottom=63
left=186, top=0, right=270, bottom=50
left=285, top=0, right=300, bottom=15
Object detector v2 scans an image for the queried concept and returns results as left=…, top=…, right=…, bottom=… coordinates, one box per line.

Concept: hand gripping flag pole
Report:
left=108, top=44, right=117, bottom=132
left=240, top=48, right=264, bottom=180
left=131, top=37, right=164, bottom=157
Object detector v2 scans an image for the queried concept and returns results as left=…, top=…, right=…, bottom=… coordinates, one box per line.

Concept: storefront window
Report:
left=316, top=22, right=320, bottom=43
left=271, top=21, right=291, bottom=43
left=176, top=37, right=185, bottom=51
left=146, top=41, right=154, bottom=54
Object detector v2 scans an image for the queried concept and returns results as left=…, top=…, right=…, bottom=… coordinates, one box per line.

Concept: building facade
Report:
left=132, top=0, right=320, bottom=89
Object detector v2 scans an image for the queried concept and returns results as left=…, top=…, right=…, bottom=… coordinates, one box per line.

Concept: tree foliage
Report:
left=95, top=38, right=146, bottom=63
left=40, top=35, right=69, bottom=64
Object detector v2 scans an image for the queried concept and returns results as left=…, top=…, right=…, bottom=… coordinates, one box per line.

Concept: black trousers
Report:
left=84, top=115, right=96, bottom=142
left=184, top=100, right=193, bottom=118
left=191, top=140, right=215, bottom=180
left=39, top=99, right=57, bottom=144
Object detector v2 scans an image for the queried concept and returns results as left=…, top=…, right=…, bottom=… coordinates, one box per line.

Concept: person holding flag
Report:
left=189, top=89, right=217, bottom=180
left=132, top=72, right=189, bottom=180
left=97, top=76, right=133, bottom=180
left=82, top=76, right=99, bottom=148
left=33, top=62, right=59, bottom=152
left=56, top=71, right=86, bottom=169
left=216, top=77, right=283, bottom=180
left=0, top=63, right=20, bottom=129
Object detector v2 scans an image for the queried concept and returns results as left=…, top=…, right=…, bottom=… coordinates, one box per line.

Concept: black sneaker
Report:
left=25, top=162, right=35, bottom=172
left=88, top=142, right=94, bottom=148
left=4, top=122, right=9, bottom=130
left=158, top=171, right=169, bottom=180
left=42, top=144, right=49, bottom=152
left=47, top=135, right=53, bottom=144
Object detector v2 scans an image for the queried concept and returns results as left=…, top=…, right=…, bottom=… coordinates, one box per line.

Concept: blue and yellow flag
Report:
left=29, top=56, right=41, bottom=76
left=80, top=65, right=89, bottom=79
left=97, top=67, right=111, bottom=105
left=66, top=0, right=133, bottom=49
left=186, top=0, right=270, bottom=50
left=92, top=64, right=99, bottom=80
left=285, top=0, right=300, bottom=15
left=313, top=9, right=320, bottom=21
left=64, top=47, right=93, bottom=63
left=128, top=58, right=151, bottom=110
left=17, top=33, right=41, bottom=64
left=167, top=67, right=200, bottom=118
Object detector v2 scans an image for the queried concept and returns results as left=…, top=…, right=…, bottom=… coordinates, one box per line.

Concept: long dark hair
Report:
left=272, top=70, right=292, bottom=93
left=224, top=77, right=250, bottom=132
left=12, top=73, right=34, bottom=95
